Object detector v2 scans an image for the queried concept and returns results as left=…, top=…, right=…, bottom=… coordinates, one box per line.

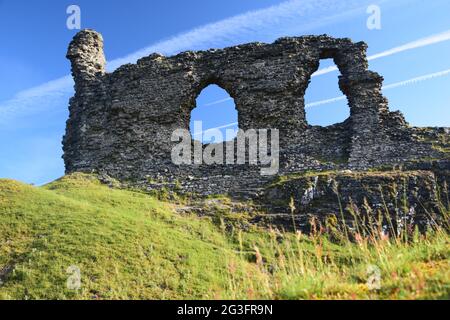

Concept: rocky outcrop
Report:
left=261, top=168, right=448, bottom=231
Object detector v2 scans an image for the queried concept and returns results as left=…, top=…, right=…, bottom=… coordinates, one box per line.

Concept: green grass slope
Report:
left=0, top=173, right=449, bottom=300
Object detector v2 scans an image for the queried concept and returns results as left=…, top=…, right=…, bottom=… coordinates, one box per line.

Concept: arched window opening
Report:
left=190, top=84, right=239, bottom=144
left=305, top=59, right=349, bottom=126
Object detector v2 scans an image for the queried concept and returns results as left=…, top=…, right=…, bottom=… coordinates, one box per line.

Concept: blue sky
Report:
left=0, top=0, right=449, bottom=185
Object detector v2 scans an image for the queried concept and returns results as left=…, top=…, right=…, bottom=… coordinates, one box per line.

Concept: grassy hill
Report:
left=0, top=173, right=449, bottom=300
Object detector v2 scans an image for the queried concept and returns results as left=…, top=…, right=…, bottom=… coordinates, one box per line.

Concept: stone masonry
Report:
left=64, top=29, right=448, bottom=197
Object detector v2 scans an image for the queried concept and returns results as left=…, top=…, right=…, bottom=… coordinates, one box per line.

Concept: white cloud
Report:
left=0, top=76, right=73, bottom=122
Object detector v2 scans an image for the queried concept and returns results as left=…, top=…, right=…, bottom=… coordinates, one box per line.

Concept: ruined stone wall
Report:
left=64, top=29, right=444, bottom=196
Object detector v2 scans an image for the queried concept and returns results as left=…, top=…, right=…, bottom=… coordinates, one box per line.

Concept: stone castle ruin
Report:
left=64, top=29, right=447, bottom=199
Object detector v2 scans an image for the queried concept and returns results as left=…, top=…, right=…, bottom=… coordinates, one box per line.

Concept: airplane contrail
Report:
left=312, top=29, right=450, bottom=77
left=307, top=67, right=450, bottom=108
left=202, top=98, right=235, bottom=107
left=200, top=29, right=450, bottom=107
left=199, top=64, right=450, bottom=109
left=382, top=68, right=450, bottom=90
left=194, top=68, right=450, bottom=134
left=305, top=96, right=347, bottom=108
left=192, top=122, right=239, bottom=137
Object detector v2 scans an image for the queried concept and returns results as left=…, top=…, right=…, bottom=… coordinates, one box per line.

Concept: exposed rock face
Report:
left=261, top=169, right=447, bottom=231
left=64, top=29, right=448, bottom=197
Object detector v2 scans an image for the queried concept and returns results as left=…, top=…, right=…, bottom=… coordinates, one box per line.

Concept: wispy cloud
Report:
left=0, top=0, right=381, bottom=123
left=108, top=0, right=379, bottom=69
left=0, top=76, right=73, bottom=123
left=312, top=29, right=450, bottom=77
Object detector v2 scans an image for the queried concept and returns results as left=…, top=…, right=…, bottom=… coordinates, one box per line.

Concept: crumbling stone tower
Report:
left=64, top=29, right=442, bottom=196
